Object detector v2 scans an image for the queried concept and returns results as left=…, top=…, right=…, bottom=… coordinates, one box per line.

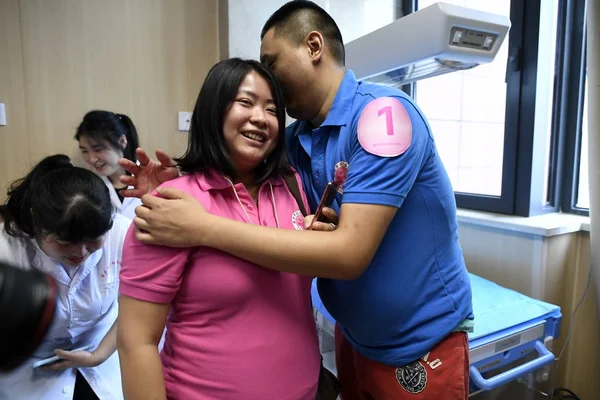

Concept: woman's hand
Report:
left=304, top=207, right=339, bottom=231
left=119, top=148, right=179, bottom=198
left=40, top=348, right=105, bottom=371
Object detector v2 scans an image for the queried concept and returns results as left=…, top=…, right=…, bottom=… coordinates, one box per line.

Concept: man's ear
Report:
left=306, top=31, right=324, bottom=63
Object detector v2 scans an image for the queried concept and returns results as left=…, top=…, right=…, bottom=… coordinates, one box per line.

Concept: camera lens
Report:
left=0, top=262, right=57, bottom=371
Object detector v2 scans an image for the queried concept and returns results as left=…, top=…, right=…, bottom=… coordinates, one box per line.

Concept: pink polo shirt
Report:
left=120, top=170, right=320, bottom=400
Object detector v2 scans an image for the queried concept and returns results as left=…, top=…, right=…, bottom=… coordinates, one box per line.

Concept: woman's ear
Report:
left=119, top=134, right=128, bottom=150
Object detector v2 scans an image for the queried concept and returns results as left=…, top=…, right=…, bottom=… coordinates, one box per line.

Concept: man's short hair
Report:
left=261, top=1, right=345, bottom=65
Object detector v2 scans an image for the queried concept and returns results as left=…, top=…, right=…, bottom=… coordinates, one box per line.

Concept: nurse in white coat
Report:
left=75, top=110, right=142, bottom=221
left=0, top=154, right=128, bottom=400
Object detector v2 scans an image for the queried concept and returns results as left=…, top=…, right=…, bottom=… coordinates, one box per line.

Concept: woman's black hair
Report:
left=0, top=154, right=114, bottom=243
left=175, top=58, right=290, bottom=183
left=74, top=110, right=139, bottom=163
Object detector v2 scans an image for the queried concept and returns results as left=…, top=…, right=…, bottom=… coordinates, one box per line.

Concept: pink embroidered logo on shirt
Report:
left=292, top=210, right=304, bottom=230
left=357, top=97, right=412, bottom=157
left=334, top=161, right=349, bottom=194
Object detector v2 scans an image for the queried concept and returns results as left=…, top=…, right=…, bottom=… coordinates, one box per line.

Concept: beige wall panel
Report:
left=458, top=223, right=538, bottom=296
left=0, top=0, right=31, bottom=196
left=556, top=233, right=599, bottom=400
left=0, top=0, right=218, bottom=191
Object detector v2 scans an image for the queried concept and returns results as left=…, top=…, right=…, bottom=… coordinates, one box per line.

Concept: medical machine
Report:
left=345, top=2, right=511, bottom=85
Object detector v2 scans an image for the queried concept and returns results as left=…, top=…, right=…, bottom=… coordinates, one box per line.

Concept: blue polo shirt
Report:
left=286, top=70, right=473, bottom=367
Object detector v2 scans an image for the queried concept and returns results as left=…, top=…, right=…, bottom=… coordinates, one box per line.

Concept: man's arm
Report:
left=133, top=95, right=429, bottom=279
left=136, top=193, right=395, bottom=279
left=206, top=202, right=395, bottom=279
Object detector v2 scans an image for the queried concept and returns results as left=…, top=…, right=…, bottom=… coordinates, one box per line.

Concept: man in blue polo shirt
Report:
left=122, top=1, right=473, bottom=398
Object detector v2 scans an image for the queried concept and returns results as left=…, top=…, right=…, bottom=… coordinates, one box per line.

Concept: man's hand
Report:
left=304, top=207, right=339, bottom=231
left=134, top=188, right=209, bottom=247
left=41, top=349, right=104, bottom=371
left=119, top=148, right=179, bottom=198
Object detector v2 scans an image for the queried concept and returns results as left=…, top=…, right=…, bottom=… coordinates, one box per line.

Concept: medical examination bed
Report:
left=311, top=273, right=562, bottom=399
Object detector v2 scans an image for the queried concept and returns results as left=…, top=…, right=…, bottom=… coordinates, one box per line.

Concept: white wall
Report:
left=226, top=0, right=397, bottom=60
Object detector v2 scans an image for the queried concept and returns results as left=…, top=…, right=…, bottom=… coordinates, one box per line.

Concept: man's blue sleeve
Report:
left=342, top=96, right=433, bottom=208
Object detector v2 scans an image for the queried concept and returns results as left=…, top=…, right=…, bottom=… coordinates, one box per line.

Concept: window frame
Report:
left=545, top=0, right=573, bottom=213
left=555, top=0, right=589, bottom=216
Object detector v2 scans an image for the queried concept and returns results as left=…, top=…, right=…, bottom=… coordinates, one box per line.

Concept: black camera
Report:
left=0, top=261, right=57, bottom=371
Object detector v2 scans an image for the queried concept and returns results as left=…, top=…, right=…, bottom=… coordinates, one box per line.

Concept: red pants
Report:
left=335, top=325, right=469, bottom=400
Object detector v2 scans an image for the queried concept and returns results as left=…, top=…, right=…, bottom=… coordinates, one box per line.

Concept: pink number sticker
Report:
left=357, top=97, right=412, bottom=157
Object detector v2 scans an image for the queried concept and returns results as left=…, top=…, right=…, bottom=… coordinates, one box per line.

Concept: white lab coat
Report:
left=0, top=214, right=130, bottom=400
left=101, top=169, right=168, bottom=351
left=101, top=176, right=141, bottom=221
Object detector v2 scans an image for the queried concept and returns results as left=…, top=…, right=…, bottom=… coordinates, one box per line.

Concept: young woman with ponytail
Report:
left=75, top=110, right=142, bottom=220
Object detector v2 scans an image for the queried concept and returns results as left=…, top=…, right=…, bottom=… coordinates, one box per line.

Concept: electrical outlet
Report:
left=0, top=103, right=6, bottom=126
left=178, top=112, right=192, bottom=132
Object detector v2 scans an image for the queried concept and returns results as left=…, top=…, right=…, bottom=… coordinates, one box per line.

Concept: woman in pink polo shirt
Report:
left=117, top=58, right=321, bottom=399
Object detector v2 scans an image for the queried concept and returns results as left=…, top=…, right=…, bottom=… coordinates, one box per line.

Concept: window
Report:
left=416, top=0, right=511, bottom=197
left=409, top=0, right=588, bottom=216
left=412, top=0, right=538, bottom=215
left=541, top=0, right=563, bottom=204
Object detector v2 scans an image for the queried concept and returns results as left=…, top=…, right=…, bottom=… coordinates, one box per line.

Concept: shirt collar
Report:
left=320, top=69, right=359, bottom=128
left=194, top=169, right=284, bottom=192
